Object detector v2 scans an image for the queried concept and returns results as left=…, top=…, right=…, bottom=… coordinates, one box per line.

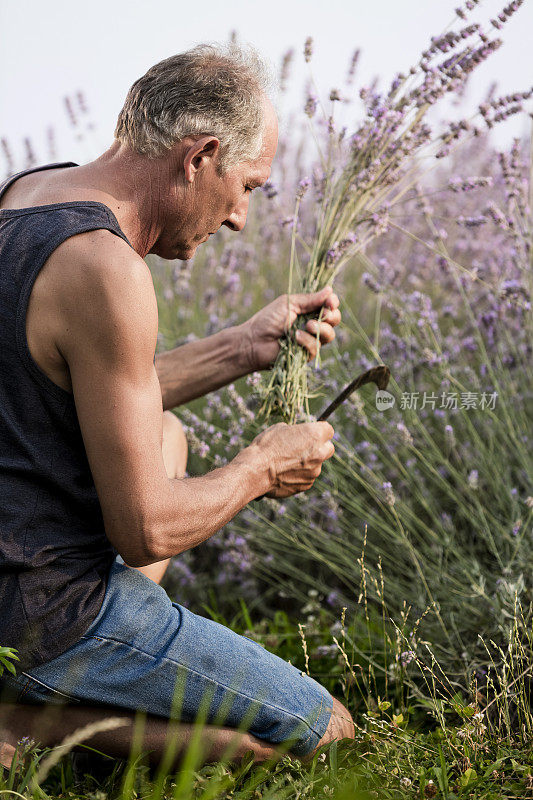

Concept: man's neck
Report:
left=76, top=142, right=175, bottom=257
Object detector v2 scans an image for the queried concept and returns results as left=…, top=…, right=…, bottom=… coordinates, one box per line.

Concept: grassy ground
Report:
left=3, top=594, right=533, bottom=799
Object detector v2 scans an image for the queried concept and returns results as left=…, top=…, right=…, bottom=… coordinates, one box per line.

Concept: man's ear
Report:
left=183, top=136, right=220, bottom=184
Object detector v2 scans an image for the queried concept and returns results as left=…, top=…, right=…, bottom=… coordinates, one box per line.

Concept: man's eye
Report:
left=245, top=186, right=253, bottom=193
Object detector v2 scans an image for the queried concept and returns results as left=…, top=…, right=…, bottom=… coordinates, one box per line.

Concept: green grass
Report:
left=3, top=591, right=533, bottom=799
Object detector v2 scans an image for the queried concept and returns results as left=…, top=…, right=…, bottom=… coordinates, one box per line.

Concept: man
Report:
left=0, top=44, right=354, bottom=767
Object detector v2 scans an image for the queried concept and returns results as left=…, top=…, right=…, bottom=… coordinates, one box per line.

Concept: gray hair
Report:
left=114, top=43, right=274, bottom=171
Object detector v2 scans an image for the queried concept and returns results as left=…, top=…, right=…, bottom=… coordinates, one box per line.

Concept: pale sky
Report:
left=1, top=0, right=532, bottom=169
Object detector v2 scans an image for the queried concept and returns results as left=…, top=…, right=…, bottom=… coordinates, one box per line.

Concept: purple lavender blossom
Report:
left=297, top=177, right=311, bottom=199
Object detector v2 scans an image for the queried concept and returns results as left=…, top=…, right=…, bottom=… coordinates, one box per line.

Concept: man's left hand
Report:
left=241, top=286, right=342, bottom=371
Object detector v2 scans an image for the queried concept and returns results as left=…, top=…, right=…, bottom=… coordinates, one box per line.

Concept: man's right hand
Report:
left=248, top=421, right=335, bottom=498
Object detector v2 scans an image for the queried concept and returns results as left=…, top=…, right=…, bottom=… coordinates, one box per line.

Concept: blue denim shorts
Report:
left=0, top=556, right=333, bottom=757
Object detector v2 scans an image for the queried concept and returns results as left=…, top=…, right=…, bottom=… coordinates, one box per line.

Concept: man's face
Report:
left=159, top=99, right=278, bottom=260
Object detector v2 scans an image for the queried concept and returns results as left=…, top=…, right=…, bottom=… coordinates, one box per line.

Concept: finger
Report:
left=290, top=286, right=333, bottom=316
left=297, top=420, right=335, bottom=441
left=288, top=466, right=322, bottom=483
left=305, top=319, right=336, bottom=344
left=320, top=308, right=342, bottom=327
left=295, top=329, right=319, bottom=361
left=321, top=441, right=335, bottom=460
left=266, top=486, right=309, bottom=499
left=277, top=479, right=316, bottom=494
left=324, top=292, right=340, bottom=311
left=311, top=420, right=335, bottom=440
left=288, top=481, right=316, bottom=495
left=282, top=484, right=314, bottom=497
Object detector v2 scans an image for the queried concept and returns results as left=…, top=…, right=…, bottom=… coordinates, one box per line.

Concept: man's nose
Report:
left=224, top=196, right=249, bottom=232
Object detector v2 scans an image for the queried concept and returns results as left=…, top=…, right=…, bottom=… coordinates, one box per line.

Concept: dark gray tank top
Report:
left=0, top=162, right=135, bottom=671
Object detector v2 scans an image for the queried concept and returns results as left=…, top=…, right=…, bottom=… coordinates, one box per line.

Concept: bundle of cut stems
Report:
left=258, top=0, right=529, bottom=423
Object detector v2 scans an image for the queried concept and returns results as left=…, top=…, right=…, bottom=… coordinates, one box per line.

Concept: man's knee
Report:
left=162, top=411, right=188, bottom=478
left=304, top=697, right=355, bottom=760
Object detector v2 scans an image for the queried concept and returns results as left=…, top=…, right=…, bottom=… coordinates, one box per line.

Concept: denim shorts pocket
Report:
left=17, top=674, right=82, bottom=705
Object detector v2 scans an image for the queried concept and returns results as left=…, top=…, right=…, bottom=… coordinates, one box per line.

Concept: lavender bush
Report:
left=149, top=13, right=532, bottom=678
left=258, top=0, right=531, bottom=423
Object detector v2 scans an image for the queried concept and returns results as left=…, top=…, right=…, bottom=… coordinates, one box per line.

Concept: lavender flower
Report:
left=396, top=422, right=414, bottom=447
left=400, top=650, right=416, bottom=667
left=304, top=90, right=318, bottom=118
left=313, top=644, right=338, bottom=658
left=346, top=49, right=360, bottom=84
left=445, top=424, right=456, bottom=451
left=382, top=481, right=396, bottom=507
left=297, top=177, right=311, bottom=199
left=262, top=180, right=278, bottom=199
left=449, top=176, right=494, bottom=192
left=279, top=48, right=294, bottom=92
left=468, top=469, right=479, bottom=489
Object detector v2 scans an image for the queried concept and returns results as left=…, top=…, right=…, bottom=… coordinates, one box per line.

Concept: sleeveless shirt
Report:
left=0, top=161, right=136, bottom=671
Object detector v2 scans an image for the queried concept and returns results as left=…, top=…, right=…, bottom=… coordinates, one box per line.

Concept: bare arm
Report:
left=154, top=288, right=341, bottom=411
left=155, top=327, right=251, bottom=411
left=54, top=231, right=334, bottom=567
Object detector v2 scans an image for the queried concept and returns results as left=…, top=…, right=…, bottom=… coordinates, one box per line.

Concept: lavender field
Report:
left=2, top=1, right=533, bottom=797
left=150, top=8, right=533, bottom=681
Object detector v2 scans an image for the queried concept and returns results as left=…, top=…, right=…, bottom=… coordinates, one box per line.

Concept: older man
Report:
left=0, top=44, right=354, bottom=767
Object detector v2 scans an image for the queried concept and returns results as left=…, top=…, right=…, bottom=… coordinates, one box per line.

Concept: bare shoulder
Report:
left=51, top=228, right=151, bottom=295
left=49, top=229, right=158, bottom=366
